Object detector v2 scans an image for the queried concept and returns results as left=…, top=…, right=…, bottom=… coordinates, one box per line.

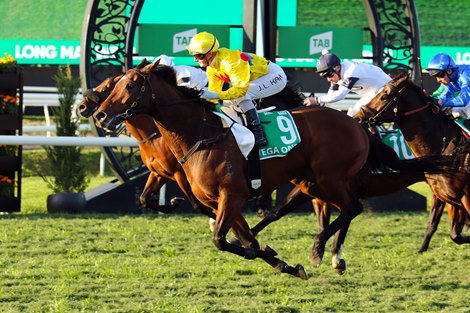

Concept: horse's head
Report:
left=78, top=74, right=124, bottom=118
left=354, top=74, right=431, bottom=125
left=93, top=59, right=181, bottom=131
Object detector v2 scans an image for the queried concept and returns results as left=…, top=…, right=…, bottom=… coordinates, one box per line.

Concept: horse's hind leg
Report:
left=314, top=200, right=347, bottom=274
left=309, top=186, right=364, bottom=270
left=329, top=220, right=351, bottom=275
left=250, top=187, right=311, bottom=236
left=212, top=193, right=308, bottom=279
left=419, top=195, right=445, bottom=252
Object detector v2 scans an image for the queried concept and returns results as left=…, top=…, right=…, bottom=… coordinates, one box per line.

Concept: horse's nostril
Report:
left=93, top=111, right=106, bottom=122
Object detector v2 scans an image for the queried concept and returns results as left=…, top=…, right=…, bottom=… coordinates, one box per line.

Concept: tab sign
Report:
left=309, top=31, right=333, bottom=55
left=173, top=28, right=197, bottom=53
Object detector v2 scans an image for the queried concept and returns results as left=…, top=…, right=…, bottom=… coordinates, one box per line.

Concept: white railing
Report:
left=0, top=135, right=138, bottom=147
left=23, top=86, right=84, bottom=136
left=22, top=124, right=91, bottom=133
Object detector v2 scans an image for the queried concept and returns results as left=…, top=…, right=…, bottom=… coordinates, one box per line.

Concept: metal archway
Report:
left=363, top=0, right=421, bottom=82
left=80, top=0, right=145, bottom=181
left=80, top=0, right=420, bottom=182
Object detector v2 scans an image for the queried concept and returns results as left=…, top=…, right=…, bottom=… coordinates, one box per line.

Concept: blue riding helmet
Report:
left=316, top=53, right=341, bottom=76
left=426, top=53, right=457, bottom=76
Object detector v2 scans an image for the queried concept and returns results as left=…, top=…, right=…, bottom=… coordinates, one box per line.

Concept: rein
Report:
left=178, top=126, right=232, bottom=164
left=138, top=131, right=160, bottom=145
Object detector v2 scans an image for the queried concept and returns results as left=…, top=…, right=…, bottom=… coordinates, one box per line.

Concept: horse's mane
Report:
left=388, top=72, right=462, bottom=131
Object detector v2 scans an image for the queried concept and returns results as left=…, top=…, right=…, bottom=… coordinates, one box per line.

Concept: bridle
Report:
left=361, top=80, right=439, bottom=126
left=110, top=69, right=158, bottom=123
left=111, top=67, right=231, bottom=164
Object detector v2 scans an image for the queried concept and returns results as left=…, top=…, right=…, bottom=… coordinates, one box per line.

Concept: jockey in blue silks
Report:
left=426, top=53, right=470, bottom=117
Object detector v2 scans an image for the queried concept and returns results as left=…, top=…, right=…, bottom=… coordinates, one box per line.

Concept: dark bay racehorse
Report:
left=355, top=74, right=470, bottom=250
left=257, top=84, right=451, bottom=254
left=92, top=61, right=454, bottom=279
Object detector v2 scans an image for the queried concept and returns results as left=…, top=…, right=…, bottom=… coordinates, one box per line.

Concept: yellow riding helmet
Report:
left=186, top=32, right=219, bottom=55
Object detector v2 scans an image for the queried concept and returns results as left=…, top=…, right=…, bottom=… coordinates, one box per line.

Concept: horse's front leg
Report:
left=419, top=195, right=446, bottom=252
left=173, top=172, right=216, bottom=219
left=139, top=172, right=166, bottom=209
left=448, top=203, right=470, bottom=245
left=212, top=195, right=308, bottom=279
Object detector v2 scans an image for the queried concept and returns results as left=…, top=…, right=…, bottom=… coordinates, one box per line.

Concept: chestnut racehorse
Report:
left=355, top=74, right=470, bottom=250
left=92, top=61, right=454, bottom=279
left=79, top=71, right=214, bottom=216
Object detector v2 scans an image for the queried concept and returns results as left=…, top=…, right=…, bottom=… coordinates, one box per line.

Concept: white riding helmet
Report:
left=156, top=54, right=175, bottom=66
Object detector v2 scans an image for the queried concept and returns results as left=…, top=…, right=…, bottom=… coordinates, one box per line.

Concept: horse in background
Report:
left=355, top=74, right=470, bottom=250
left=92, top=61, right=453, bottom=279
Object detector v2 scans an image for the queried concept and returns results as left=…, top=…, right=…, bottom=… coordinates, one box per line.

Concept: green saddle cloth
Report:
left=380, top=129, right=414, bottom=160
left=213, top=105, right=301, bottom=160
left=258, top=110, right=301, bottom=160
left=454, top=118, right=470, bottom=135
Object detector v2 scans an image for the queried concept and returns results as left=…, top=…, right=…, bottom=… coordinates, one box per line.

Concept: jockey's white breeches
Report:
left=224, top=62, right=287, bottom=113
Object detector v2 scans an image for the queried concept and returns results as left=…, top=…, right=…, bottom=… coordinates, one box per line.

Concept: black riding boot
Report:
left=245, top=108, right=267, bottom=147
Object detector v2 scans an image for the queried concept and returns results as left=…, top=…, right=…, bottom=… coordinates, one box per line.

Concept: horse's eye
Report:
left=126, top=82, right=135, bottom=89
left=380, top=94, right=389, bottom=101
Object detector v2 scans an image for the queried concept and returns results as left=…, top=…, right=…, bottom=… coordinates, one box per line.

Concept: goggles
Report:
left=193, top=53, right=207, bottom=60
left=429, top=70, right=447, bottom=78
left=319, top=68, right=336, bottom=78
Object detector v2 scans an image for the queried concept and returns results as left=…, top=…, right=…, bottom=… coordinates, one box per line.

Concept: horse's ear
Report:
left=149, top=59, right=160, bottom=72
left=136, top=58, right=148, bottom=69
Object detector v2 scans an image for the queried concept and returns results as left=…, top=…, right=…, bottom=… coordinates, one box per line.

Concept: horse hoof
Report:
left=295, top=264, right=309, bottom=280
left=309, top=248, right=324, bottom=267
left=310, top=240, right=325, bottom=267
left=228, top=237, right=242, bottom=247
left=244, top=248, right=257, bottom=260
left=333, top=259, right=347, bottom=275
left=264, top=245, right=278, bottom=257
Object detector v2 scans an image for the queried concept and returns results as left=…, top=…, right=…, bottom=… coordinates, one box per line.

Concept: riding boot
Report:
left=245, top=108, right=267, bottom=147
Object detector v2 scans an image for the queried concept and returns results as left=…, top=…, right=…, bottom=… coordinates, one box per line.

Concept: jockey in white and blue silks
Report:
left=426, top=52, right=470, bottom=117
left=156, top=54, right=208, bottom=90
left=303, top=53, right=392, bottom=117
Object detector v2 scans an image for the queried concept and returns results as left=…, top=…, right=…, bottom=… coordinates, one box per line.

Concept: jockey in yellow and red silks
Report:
left=186, top=31, right=287, bottom=147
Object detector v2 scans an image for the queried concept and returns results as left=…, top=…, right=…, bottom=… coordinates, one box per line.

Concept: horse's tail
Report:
left=363, top=123, right=464, bottom=177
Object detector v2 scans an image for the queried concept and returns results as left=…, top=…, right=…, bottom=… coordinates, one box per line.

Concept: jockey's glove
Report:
left=199, top=88, right=219, bottom=99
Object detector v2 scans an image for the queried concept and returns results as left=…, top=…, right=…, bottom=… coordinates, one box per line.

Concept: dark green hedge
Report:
left=298, top=0, right=469, bottom=46
left=0, top=1, right=466, bottom=46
